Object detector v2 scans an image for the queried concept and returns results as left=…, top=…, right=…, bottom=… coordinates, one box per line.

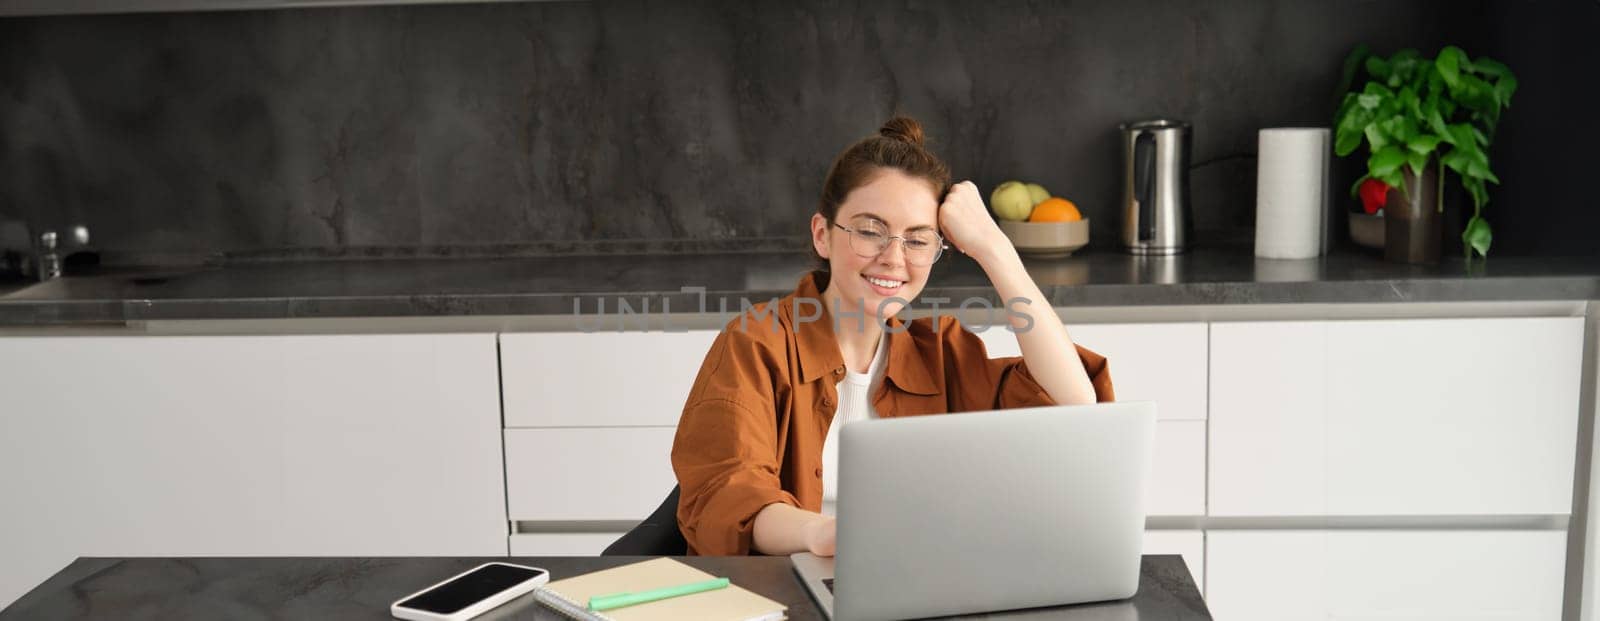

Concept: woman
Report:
left=671, top=116, right=1114, bottom=557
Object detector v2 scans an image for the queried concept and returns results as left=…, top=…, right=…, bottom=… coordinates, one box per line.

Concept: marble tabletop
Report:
left=1, top=240, right=1597, bottom=325
left=2, top=555, right=1211, bottom=620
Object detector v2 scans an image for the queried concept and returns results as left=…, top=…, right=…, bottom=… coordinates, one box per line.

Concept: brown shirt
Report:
left=670, top=271, right=1115, bottom=555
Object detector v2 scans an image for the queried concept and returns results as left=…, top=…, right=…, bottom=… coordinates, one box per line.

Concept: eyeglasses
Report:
left=831, top=219, right=948, bottom=266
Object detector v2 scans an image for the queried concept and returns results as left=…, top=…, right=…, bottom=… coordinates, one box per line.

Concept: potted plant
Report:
left=1333, top=45, right=1517, bottom=262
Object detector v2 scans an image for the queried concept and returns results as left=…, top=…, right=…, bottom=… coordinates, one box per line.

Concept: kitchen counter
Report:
left=1, top=241, right=1597, bottom=325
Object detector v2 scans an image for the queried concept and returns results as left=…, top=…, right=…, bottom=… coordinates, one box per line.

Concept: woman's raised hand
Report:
left=938, top=180, right=1013, bottom=264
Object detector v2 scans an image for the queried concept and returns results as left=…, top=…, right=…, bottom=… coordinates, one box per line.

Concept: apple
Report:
left=990, top=181, right=1034, bottom=221
left=1026, top=183, right=1049, bottom=206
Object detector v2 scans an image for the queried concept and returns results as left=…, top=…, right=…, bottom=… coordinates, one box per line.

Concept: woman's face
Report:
left=811, top=168, right=942, bottom=322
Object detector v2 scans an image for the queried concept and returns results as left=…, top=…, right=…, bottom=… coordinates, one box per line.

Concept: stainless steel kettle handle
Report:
left=1133, top=131, right=1157, bottom=242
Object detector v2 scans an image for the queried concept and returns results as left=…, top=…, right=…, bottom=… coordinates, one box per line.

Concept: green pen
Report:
left=587, top=577, right=731, bottom=612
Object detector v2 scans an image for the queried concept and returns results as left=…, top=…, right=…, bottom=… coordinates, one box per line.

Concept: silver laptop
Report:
left=791, top=401, right=1155, bottom=621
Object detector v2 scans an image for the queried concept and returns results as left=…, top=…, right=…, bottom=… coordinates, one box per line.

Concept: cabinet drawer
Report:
left=1142, top=530, right=1204, bottom=594
left=978, top=322, right=1207, bottom=420
left=1209, top=317, right=1582, bottom=516
left=505, top=428, right=678, bottom=522
left=510, top=533, right=626, bottom=556
left=1206, top=529, right=1565, bottom=620
left=501, top=331, right=719, bottom=427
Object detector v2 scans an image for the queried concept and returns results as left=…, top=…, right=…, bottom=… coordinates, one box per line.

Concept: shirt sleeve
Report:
left=671, top=327, right=799, bottom=556
left=940, top=317, right=1115, bottom=412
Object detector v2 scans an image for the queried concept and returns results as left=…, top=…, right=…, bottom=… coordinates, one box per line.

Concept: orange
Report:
left=1028, top=197, right=1082, bottom=222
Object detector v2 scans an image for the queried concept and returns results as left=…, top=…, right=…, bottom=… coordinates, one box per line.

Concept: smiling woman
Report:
left=668, top=116, right=1117, bottom=557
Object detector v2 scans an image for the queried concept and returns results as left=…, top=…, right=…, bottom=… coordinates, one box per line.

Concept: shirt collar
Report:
left=788, top=271, right=940, bottom=395
left=790, top=271, right=845, bottom=384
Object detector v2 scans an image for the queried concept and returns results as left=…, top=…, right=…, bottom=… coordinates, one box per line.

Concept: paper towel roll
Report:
left=1255, top=128, right=1331, bottom=259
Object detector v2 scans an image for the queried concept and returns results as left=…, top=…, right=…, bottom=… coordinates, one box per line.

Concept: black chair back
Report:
left=601, top=485, right=687, bottom=556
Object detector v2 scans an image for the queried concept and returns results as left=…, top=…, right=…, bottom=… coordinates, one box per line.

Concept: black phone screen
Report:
left=396, top=563, right=546, bottom=614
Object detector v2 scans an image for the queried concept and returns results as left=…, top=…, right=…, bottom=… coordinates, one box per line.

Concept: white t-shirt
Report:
left=820, top=331, right=889, bottom=517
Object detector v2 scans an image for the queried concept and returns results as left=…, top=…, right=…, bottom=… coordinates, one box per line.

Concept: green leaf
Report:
left=1357, top=93, right=1382, bottom=110
left=1437, top=46, right=1465, bottom=89
left=1427, top=106, right=1451, bottom=142
left=1471, top=126, right=1489, bottom=146
left=1379, top=93, right=1403, bottom=118
left=1473, top=57, right=1510, bottom=79
left=1335, top=128, right=1360, bottom=157
left=1467, top=158, right=1500, bottom=184
left=1449, top=124, right=1482, bottom=153
left=1392, top=49, right=1422, bottom=79
left=1335, top=43, right=1372, bottom=103
left=1463, top=177, right=1489, bottom=209
left=1399, top=85, right=1420, bottom=109
left=1494, top=76, right=1518, bottom=108
left=1376, top=118, right=1403, bottom=148
left=1460, top=74, right=1496, bottom=109
left=1334, top=98, right=1373, bottom=156
left=1407, top=134, right=1443, bottom=155
left=1407, top=150, right=1429, bottom=176
left=1369, top=145, right=1407, bottom=178
left=1336, top=92, right=1370, bottom=127
left=1440, top=149, right=1472, bottom=174
left=1378, top=116, right=1404, bottom=145
left=1363, top=123, right=1388, bottom=152
left=1380, top=169, right=1407, bottom=201
left=1397, top=116, right=1420, bottom=143
left=1336, top=91, right=1356, bottom=116
left=1463, top=215, right=1492, bottom=258
left=1482, top=109, right=1500, bottom=139
left=1335, top=126, right=1365, bottom=156
left=1365, top=55, right=1391, bottom=80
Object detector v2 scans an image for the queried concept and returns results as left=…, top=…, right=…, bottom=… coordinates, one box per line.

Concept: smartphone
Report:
left=390, top=562, right=550, bottom=621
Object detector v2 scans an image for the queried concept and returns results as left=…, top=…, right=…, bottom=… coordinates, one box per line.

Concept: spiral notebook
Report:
left=530, top=557, right=787, bottom=621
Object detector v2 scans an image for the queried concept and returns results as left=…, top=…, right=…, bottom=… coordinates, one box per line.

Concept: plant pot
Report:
left=1383, top=162, right=1442, bottom=265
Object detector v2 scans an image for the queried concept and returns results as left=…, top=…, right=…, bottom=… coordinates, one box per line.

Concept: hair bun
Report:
left=878, top=116, right=926, bottom=148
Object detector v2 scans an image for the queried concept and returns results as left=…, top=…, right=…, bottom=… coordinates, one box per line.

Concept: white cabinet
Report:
left=500, top=331, right=719, bottom=427
left=1207, top=530, right=1566, bottom=620
left=1149, top=421, right=1206, bottom=517
left=978, top=322, right=1209, bottom=420
left=1209, top=318, right=1583, bottom=517
left=505, top=427, right=677, bottom=522
left=0, top=334, right=508, bottom=609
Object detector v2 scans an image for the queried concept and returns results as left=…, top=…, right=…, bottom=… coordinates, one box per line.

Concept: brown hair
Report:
left=813, top=116, right=952, bottom=265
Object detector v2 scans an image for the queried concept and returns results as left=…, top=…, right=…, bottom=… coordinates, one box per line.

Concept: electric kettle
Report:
left=1119, top=119, right=1192, bottom=255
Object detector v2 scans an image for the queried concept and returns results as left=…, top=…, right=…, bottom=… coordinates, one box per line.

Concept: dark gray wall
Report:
left=5, top=0, right=1561, bottom=260
left=1478, top=0, right=1600, bottom=257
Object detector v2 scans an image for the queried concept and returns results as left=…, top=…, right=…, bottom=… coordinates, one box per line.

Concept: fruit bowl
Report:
left=999, top=219, right=1089, bottom=258
left=1348, top=212, right=1384, bottom=249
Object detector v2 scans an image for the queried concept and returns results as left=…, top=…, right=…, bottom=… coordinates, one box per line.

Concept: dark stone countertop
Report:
left=1, top=241, right=1597, bottom=325
left=0, top=555, right=1210, bottom=620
